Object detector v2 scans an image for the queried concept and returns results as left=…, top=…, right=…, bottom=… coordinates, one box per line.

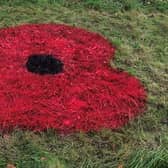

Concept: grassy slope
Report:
left=0, top=0, right=167, bottom=168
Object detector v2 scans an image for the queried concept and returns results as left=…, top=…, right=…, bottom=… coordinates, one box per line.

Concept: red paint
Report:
left=0, top=24, right=146, bottom=133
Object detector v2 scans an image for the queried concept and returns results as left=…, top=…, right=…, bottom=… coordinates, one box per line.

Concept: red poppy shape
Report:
left=0, top=24, right=146, bottom=133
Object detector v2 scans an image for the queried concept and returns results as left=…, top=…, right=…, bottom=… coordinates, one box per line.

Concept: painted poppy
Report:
left=0, top=24, right=146, bottom=133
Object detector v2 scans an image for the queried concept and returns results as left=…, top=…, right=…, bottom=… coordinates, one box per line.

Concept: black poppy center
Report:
left=26, top=54, right=63, bottom=75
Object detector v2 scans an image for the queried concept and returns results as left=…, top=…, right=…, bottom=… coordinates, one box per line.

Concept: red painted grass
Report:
left=0, top=24, right=147, bottom=133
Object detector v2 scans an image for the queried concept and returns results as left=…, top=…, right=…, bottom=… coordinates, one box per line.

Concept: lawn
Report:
left=0, top=0, right=168, bottom=168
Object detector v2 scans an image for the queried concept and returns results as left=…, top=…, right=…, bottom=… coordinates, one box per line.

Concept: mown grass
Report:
left=0, top=0, right=168, bottom=167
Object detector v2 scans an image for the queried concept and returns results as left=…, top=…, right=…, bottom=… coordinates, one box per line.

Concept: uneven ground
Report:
left=0, top=0, right=168, bottom=168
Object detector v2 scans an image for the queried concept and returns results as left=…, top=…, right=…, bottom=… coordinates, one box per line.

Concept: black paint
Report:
left=26, top=54, right=63, bottom=75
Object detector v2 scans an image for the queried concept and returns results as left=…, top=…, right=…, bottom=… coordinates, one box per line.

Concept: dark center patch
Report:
left=26, top=54, right=63, bottom=75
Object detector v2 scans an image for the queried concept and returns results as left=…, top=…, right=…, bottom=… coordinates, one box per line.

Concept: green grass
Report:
left=126, top=147, right=168, bottom=168
left=0, top=0, right=168, bottom=167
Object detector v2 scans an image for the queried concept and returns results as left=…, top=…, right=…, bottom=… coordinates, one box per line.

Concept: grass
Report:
left=126, top=148, right=168, bottom=168
left=0, top=0, right=168, bottom=167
